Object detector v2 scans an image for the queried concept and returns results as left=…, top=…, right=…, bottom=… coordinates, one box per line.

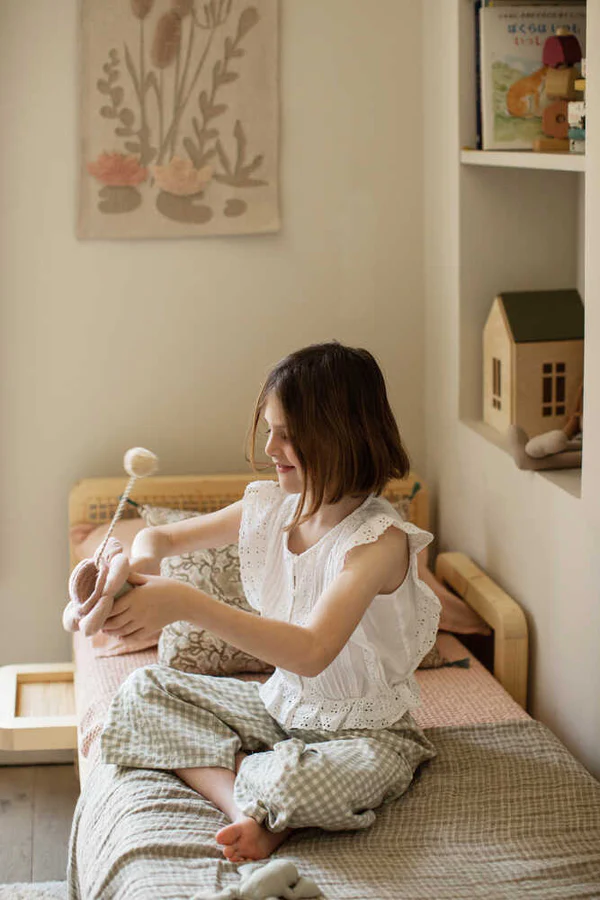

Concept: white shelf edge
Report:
left=537, top=468, right=582, bottom=499
left=461, top=149, right=586, bottom=173
left=461, top=419, right=582, bottom=499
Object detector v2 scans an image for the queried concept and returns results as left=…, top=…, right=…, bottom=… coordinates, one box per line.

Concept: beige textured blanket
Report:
left=68, top=720, right=600, bottom=899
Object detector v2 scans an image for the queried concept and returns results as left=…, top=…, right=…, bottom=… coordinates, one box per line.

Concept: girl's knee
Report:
left=123, top=664, right=162, bottom=696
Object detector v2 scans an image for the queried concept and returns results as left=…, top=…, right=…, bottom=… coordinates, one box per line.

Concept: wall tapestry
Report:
left=78, top=0, right=279, bottom=239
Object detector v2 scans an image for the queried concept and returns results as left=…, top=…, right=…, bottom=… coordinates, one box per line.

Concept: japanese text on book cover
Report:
left=480, top=4, right=586, bottom=150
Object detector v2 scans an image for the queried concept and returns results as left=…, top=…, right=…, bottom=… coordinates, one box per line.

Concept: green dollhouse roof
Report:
left=499, top=290, right=584, bottom=344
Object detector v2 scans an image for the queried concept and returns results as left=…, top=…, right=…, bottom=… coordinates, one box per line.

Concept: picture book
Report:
left=479, top=4, right=586, bottom=150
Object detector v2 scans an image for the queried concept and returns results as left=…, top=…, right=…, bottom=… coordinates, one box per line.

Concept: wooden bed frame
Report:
left=0, top=472, right=529, bottom=763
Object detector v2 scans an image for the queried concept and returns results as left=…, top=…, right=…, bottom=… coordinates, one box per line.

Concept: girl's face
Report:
left=263, top=394, right=303, bottom=494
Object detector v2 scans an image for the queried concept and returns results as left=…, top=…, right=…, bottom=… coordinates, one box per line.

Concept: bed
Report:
left=66, top=474, right=600, bottom=900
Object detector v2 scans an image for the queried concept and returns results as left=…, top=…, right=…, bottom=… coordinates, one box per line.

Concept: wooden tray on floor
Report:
left=0, top=663, right=77, bottom=752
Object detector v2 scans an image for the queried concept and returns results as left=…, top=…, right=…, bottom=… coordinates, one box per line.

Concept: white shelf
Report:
left=463, top=420, right=582, bottom=499
left=461, top=149, right=586, bottom=173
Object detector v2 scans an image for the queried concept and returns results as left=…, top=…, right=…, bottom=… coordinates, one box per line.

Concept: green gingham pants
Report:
left=100, top=664, right=436, bottom=833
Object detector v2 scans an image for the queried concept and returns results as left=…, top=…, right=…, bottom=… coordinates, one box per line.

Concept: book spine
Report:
left=479, top=5, right=493, bottom=149
left=474, top=0, right=483, bottom=149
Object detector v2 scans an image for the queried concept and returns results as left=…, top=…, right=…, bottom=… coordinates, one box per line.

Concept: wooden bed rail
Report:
left=67, top=472, right=428, bottom=568
left=435, top=552, right=528, bottom=709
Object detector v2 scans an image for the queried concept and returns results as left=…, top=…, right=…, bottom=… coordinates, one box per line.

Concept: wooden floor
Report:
left=0, top=765, right=80, bottom=883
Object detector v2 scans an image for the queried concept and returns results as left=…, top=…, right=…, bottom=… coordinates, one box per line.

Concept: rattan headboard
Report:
left=68, top=472, right=428, bottom=569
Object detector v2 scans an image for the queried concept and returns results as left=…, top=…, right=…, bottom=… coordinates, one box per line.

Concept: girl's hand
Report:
left=101, top=572, right=178, bottom=643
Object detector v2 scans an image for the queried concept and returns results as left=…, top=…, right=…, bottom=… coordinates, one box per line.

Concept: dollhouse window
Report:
left=542, top=362, right=567, bottom=417
left=492, top=358, right=502, bottom=410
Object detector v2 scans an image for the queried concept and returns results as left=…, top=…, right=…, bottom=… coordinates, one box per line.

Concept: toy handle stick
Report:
left=94, top=474, right=138, bottom=564
left=93, top=448, right=159, bottom=565
left=564, top=382, right=583, bottom=440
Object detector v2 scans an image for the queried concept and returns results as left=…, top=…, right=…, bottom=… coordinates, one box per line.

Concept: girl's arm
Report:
left=107, top=526, right=408, bottom=677
left=181, top=525, right=408, bottom=675
left=129, top=500, right=243, bottom=575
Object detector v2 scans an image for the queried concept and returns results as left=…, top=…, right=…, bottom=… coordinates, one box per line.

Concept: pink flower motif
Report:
left=151, top=157, right=213, bottom=196
left=87, top=153, right=148, bottom=186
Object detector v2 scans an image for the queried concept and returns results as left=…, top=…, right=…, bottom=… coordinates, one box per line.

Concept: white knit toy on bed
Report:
left=192, top=858, right=322, bottom=900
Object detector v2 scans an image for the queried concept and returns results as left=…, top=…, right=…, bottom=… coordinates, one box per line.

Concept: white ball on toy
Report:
left=124, top=447, right=159, bottom=478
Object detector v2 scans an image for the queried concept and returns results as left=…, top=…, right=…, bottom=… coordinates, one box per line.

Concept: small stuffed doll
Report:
left=63, top=447, right=158, bottom=637
left=192, top=858, right=322, bottom=900
left=525, top=382, right=583, bottom=459
left=508, top=383, right=583, bottom=471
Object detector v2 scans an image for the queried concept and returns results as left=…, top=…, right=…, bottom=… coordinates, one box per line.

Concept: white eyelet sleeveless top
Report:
left=238, top=481, right=441, bottom=732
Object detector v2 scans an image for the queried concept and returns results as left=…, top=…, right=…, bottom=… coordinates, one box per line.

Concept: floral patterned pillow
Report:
left=418, top=643, right=448, bottom=669
left=390, top=493, right=413, bottom=524
left=139, top=506, right=273, bottom=677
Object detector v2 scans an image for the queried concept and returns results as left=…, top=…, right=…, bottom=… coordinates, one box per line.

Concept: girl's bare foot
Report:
left=216, top=815, right=291, bottom=863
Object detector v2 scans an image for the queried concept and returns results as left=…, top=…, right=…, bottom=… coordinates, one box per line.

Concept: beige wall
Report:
left=0, top=1, right=425, bottom=664
left=423, top=1, right=600, bottom=778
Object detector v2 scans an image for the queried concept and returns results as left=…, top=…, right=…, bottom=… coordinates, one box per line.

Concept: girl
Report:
left=100, top=342, right=441, bottom=863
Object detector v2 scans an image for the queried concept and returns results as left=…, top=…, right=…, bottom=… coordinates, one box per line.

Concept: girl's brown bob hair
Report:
left=249, top=342, right=410, bottom=529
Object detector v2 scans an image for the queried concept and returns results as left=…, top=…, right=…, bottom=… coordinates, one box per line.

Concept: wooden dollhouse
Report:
left=483, top=289, right=584, bottom=439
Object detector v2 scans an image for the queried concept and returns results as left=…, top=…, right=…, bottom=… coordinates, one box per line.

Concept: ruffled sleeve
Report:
left=238, top=480, right=284, bottom=610
left=344, top=512, right=433, bottom=560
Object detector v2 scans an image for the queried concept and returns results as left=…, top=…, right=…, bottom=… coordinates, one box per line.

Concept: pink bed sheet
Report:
left=73, top=631, right=528, bottom=770
left=413, top=633, right=528, bottom=728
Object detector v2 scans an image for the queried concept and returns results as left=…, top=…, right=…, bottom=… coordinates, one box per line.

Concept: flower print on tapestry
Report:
left=79, top=0, right=279, bottom=238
